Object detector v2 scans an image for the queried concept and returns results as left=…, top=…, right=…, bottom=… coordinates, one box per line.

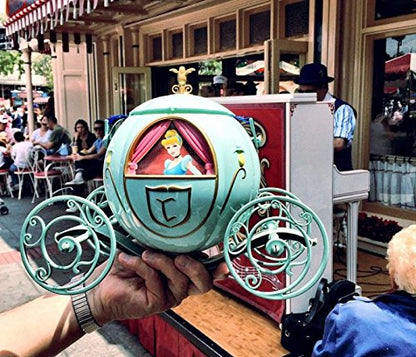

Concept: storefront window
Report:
left=285, top=0, right=309, bottom=38
left=219, top=19, right=236, bottom=51
left=171, top=32, right=183, bottom=58
left=193, top=27, right=207, bottom=55
left=151, top=36, right=162, bottom=61
left=375, top=0, right=416, bottom=20
left=249, top=10, right=270, bottom=45
left=370, top=34, right=416, bottom=209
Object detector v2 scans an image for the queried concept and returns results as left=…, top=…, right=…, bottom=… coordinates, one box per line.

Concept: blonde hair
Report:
left=161, top=129, right=182, bottom=148
left=387, top=224, right=416, bottom=294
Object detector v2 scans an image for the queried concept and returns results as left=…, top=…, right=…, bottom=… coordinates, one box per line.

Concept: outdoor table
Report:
left=44, top=155, right=74, bottom=184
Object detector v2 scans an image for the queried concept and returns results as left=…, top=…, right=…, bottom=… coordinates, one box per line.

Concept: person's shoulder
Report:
left=334, top=97, right=357, bottom=116
left=330, top=296, right=383, bottom=325
left=94, top=137, right=104, bottom=147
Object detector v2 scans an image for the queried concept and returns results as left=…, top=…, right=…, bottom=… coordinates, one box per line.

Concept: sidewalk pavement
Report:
left=0, top=193, right=151, bottom=356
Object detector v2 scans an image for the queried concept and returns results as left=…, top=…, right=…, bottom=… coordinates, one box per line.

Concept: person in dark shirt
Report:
left=38, top=115, right=72, bottom=155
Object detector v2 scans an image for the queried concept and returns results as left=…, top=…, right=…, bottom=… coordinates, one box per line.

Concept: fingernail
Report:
left=176, top=255, right=191, bottom=267
left=142, top=250, right=155, bottom=261
left=118, top=252, right=132, bottom=263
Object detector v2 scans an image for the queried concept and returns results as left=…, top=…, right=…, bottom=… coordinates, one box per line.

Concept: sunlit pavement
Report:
left=0, top=194, right=151, bottom=357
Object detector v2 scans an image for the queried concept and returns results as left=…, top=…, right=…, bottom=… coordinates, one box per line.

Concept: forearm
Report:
left=333, top=137, right=347, bottom=151
left=82, top=153, right=99, bottom=161
left=81, top=147, right=105, bottom=161
left=39, top=141, right=53, bottom=150
left=0, top=294, right=83, bottom=357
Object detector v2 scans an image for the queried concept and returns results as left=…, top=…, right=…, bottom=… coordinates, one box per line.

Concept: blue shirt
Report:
left=325, top=93, right=356, bottom=145
left=312, top=291, right=416, bottom=357
left=93, top=138, right=105, bottom=161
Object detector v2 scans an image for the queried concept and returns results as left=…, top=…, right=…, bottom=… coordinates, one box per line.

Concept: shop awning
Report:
left=4, top=0, right=206, bottom=43
left=384, top=53, right=416, bottom=93
left=4, top=0, right=100, bottom=38
left=384, top=53, right=416, bottom=80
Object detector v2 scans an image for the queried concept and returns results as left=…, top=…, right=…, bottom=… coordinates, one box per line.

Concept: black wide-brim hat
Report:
left=294, top=63, right=334, bottom=85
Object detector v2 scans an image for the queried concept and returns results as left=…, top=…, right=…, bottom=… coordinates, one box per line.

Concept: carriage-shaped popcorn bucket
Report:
left=20, top=68, right=328, bottom=300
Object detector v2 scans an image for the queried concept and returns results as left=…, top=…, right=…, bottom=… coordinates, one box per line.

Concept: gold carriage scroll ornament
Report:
left=170, top=66, right=195, bottom=94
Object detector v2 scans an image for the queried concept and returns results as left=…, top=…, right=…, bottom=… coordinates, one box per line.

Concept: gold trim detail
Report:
left=169, top=66, right=195, bottom=94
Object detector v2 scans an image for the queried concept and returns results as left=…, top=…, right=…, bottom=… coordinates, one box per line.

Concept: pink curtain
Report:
left=129, top=121, right=171, bottom=171
left=129, top=119, right=214, bottom=175
left=175, top=121, right=214, bottom=174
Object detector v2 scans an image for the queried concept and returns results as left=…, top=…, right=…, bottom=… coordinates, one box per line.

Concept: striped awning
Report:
left=4, top=0, right=106, bottom=38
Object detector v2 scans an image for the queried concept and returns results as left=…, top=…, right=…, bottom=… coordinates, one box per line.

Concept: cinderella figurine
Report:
left=161, top=129, right=202, bottom=175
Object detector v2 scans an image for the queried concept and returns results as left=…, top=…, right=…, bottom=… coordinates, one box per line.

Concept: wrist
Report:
left=71, top=275, right=102, bottom=333
left=85, top=271, right=113, bottom=326
left=87, top=287, right=111, bottom=327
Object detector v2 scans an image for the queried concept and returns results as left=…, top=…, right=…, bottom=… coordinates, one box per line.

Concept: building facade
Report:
left=5, top=0, right=416, bottom=239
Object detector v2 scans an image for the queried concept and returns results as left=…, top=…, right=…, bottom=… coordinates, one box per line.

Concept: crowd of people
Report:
left=199, top=76, right=259, bottom=97
left=0, top=100, right=105, bottom=198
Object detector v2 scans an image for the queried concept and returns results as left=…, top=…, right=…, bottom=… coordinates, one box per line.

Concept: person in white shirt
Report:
left=31, top=115, right=52, bottom=146
left=9, top=131, right=33, bottom=188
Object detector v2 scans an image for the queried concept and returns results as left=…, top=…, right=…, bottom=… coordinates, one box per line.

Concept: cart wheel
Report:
left=1, top=206, right=9, bottom=215
left=20, top=195, right=117, bottom=295
left=223, top=187, right=329, bottom=300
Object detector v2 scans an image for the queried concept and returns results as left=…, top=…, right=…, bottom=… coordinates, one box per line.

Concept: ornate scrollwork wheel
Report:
left=20, top=195, right=117, bottom=295
left=86, top=185, right=114, bottom=221
left=223, top=188, right=329, bottom=300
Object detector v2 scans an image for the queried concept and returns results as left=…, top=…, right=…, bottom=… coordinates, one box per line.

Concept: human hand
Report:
left=87, top=251, right=223, bottom=325
left=71, top=153, right=81, bottom=161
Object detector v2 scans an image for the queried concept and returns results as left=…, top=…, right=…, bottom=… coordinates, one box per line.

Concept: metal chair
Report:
left=31, top=147, right=63, bottom=203
left=88, top=175, right=103, bottom=193
left=14, top=151, right=36, bottom=200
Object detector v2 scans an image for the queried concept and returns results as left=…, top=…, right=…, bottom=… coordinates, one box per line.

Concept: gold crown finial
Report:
left=169, top=66, right=195, bottom=94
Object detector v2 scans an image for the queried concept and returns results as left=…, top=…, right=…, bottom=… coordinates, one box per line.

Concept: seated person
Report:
left=312, top=224, right=416, bottom=356
left=37, top=115, right=71, bottom=156
left=12, top=106, right=26, bottom=130
left=71, top=119, right=96, bottom=154
left=31, top=115, right=52, bottom=147
left=9, top=131, right=33, bottom=189
left=66, top=119, right=106, bottom=185
left=0, top=114, right=15, bottom=144
left=0, top=139, right=12, bottom=170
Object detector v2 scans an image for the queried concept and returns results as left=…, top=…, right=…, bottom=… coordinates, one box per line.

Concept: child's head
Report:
left=14, top=131, right=24, bottom=143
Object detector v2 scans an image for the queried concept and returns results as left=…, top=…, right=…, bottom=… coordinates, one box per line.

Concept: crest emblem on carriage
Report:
left=146, top=185, right=191, bottom=227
